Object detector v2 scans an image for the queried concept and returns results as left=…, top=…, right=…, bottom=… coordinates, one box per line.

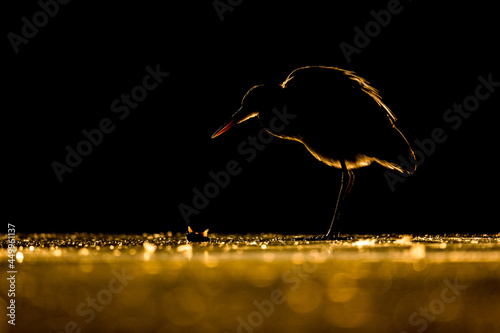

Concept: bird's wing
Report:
left=281, top=66, right=398, bottom=126
left=341, top=70, right=398, bottom=125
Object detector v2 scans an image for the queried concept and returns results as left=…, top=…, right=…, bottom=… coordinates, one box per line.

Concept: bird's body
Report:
left=256, top=66, right=414, bottom=172
left=210, top=66, right=415, bottom=239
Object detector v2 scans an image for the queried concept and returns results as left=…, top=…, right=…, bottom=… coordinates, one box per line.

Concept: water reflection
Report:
left=0, top=233, right=499, bottom=332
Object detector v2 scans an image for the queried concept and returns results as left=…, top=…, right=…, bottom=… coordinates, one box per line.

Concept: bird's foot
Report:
left=328, top=235, right=353, bottom=241
left=294, top=234, right=353, bottom=242
left=325, top=231, right=354, bottom=241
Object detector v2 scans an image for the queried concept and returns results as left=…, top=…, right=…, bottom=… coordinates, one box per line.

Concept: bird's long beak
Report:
left=211, top=107, right=258, bottom=139
left=211, top=118, right=240, bottom=139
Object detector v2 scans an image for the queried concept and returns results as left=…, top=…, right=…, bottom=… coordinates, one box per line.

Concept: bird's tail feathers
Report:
left=394, top=126, right=417, bottom=175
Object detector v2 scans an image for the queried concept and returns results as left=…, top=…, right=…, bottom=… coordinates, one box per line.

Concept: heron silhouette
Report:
left=212, top=66, right=416, bottom=239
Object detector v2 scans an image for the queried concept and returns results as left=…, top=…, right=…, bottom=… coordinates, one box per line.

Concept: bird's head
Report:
left=211, top=84, right=283, bottom=138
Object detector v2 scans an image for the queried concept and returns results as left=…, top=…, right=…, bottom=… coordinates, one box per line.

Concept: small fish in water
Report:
left=186, top=226, right=210, bottom=242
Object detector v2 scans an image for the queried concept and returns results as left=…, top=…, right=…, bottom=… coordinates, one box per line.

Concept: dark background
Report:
left=4, top=1, right=499, bottom=235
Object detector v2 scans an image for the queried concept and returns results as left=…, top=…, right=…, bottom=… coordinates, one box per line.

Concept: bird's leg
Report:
left=293, top=161, right=355, bottom=242
left=325, top=160, right=355, bottom=240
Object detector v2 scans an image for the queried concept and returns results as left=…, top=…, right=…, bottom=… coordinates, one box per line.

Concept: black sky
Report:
left=4, top=1, right=499, bottom=235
